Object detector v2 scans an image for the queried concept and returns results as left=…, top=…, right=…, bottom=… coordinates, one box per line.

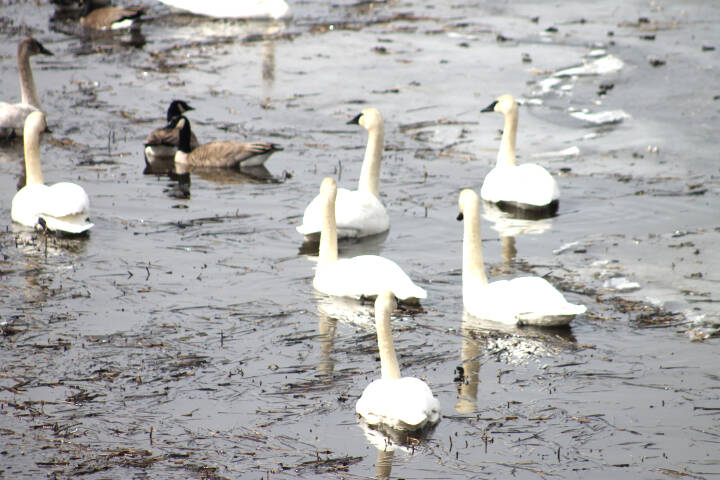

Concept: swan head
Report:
left=19, top=37, right=53, bottom=58
left=457, top=188, right=480, bottom=221
left=481, top=94, right=517, bottom=116
left=347, top=107, right=384, bottom=132
left=167, top=100, right=194, bottom=121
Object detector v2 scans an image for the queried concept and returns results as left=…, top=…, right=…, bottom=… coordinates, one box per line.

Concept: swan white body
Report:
left=458, top=189, right=584, bottom=326
left=11, top=112, right=93, bottom=234
left=297, top=108, right=390, bottom=240
left=356, top=292, right=440, bottom=431
left=312, top=178, right=426, bottom=301
left=0, top=38, right=52, bottom=137
left=156, top=0, right=289, bottom=19
left=0, top=103, right=39, bottom=136
left=480, top=94, right=559, bottom=213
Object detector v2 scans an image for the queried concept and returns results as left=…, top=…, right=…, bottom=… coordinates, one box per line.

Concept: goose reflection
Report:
left=143, top=156, right=280, bottom=199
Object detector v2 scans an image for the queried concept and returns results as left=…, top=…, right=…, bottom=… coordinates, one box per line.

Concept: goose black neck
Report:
left=177, top=116, right=192, bottom=153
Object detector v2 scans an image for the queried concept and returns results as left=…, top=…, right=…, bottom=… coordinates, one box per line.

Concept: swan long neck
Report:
left=23, top=114, right=44, bottom=186
left=497, top=107, right=518, bottom=167
left=463, top=202, right=488, bottom=285
left=18, top=46, right=40, bottom=108
left=318, top=184, right=338, bottom=267
left=375, top=295, right=401, bottom=380
left=357, top=122, right=384, bottom=198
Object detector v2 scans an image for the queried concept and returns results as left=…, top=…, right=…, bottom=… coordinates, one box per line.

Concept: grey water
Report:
left=1, top=0, right=719, bottom=478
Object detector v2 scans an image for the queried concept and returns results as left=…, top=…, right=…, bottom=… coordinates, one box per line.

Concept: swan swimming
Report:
left=170, top=115, right=282, bottom=169
left=480, top=94, right=560, bottom=218
left=155, top=0, right=289, bottom=19
left=297, top=108, right=390, bottom=240
left=144, top=100, right=199, bottom=159
left=11, top=111, right=94, bottom=234
left=312, top=177, right=426, bottom=302
left=0, top=37, right=53, bottom=138
left=457, top=188, right=585, bottom=326
left=356, top=291, right=440, bottom=431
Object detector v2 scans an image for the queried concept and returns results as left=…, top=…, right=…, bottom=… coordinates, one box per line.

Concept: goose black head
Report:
left=167, top=100, right=194, bottom=121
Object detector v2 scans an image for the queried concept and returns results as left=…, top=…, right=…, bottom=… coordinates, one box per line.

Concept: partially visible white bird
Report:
left=297, top=108, right=390, bottom=240
left=480, top=94, right=559, bottom=218
left=458, top=188, right=585, bottom=327
left=11, top=111, right=93, bottom=234
left=312, top=177, right=425, bottom=302
left=356, top=291, right=440, bottom=431
left=0, top=37, right=53, bottom=138
left=156, top=0, right=289, bottom=19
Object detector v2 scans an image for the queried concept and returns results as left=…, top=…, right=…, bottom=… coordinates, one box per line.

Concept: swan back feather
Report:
left=458, top=188, right=583, bottom=326
left=313, top=177, right=425, bottom=301
left=297, top=107, right=389, bottom=239
left=157, top=0, right=289, bottom=19
left=480, top=94, right=560, bottom=212
left=11, top=112, right=93, bottom=234
left=356, top=292, right=440, bottom=430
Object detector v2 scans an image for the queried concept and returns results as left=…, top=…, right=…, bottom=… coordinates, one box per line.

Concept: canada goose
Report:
left=171, top=115, right=282, bottom=169
left=80, top=0, right=144, bottom=30
left=297, top=108, right=390, bottom=240
left=312, top=177, right=426, bottom=301
left=11, top=111, right=93, bottom=234
left=0, top=37, right=53, bottom=138
left=355, top=291, right=440, bottom=431
left=144, top=100, right=199, bottom=159
left=480, top=94, right=559, bottom=218
left=155, top=0, right=289, bottom=19
left=457, top=188, right=584, bottom=326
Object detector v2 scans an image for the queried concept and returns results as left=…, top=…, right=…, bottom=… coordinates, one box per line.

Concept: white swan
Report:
left=11, top=111, right=93, bottom=234
left=356, top=291, right=440, bottom=431
left=297, top=108, right=390, bottom=240
left=312, top=178, right=426, bottom=301
left=156, top=0, right=289, bottom=19
left=458, top=188, right=584, bottom=326
left=480, top=94, right=560, bottom=218
left=0, top=37, right=53, bottom=138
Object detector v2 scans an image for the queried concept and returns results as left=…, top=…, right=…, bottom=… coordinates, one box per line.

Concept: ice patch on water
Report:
left=570, top=109, right=631, bottom=124
left=603, top=277, right=641, bottom=291
left=553, top=55, right=624, bottom=77
left=532, top=146, right=580, bottom=158
left=553, top=241, right=580, bottom=255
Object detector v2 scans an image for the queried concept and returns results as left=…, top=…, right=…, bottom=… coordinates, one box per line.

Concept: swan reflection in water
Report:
left=455, top=311, right=577, bottom=414
left=482, top=202, right=553, bottom=266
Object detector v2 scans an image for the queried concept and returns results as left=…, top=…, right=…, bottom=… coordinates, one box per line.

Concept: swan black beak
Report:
left=456, top=212, right=464, bottom=221
left=347, top=113, right=363, bottom=125
left=40, top=46, right=54, bottom=56
left=481, top=100, right=498, bottom=113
